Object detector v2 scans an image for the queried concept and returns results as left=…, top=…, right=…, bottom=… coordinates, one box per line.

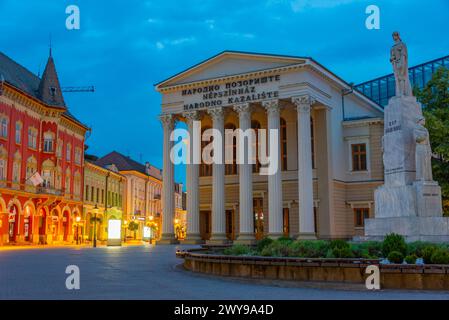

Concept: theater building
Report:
left=155, top=51, right=385, bottom=244
left=0, top=51, right=88, bottom=245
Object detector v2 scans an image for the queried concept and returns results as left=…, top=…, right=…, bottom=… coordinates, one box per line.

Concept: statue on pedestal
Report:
left=414, top=117, right=433, bottom=182
left=390, top=32, right=413, bottom=97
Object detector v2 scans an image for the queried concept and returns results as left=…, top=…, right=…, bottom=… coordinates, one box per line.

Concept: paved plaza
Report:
left=1, top=245, right=449, bottom=300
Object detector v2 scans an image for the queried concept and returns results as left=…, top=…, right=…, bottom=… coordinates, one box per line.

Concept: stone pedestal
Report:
left=366, top=96, right=446, bottom=242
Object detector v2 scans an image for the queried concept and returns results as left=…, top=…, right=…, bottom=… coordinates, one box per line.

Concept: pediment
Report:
left=156, top=51, right=308, bottom=89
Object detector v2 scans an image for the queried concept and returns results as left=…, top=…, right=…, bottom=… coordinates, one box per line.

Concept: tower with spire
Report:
left=37, top=48, right=66, bottom=108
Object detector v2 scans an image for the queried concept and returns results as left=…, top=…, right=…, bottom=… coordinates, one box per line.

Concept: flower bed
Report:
left=176, top=234, right=449, bottom=290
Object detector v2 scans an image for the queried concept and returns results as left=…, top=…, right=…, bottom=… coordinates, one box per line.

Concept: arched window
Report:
left=26, top=156, right=37, bottom=184
left=65, top=168, right=71, bottom=193
left=224, top=123, right=237, bottom=175
left=0, top=146, right=8, bottom=182
left=43, top=132, right=55, bottom=153
left=200, top=126, right=213, bottom=177
left=1, top=117, right=8, bottom=138
left=280, top=118, right=287, bottom=171
left=12, top=151, right=21, bottom=183
left=251, top=120, right=261, bottom=173
left=74, top=171, right=81, bottom=198
left=55, top=166, right=62, bottom=190
left=41, top=159, right=55, bottom=188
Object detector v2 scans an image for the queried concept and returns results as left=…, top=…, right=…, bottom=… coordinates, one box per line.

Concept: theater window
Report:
left=354, top=208, right=370, bottom=228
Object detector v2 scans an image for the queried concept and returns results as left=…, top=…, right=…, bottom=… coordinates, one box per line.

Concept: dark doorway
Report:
left=283, top=208, right=290, bottom=237
left=253, top=198, right=264, bottom=240
left=200, top=211, right=211, bottom=240
left=226, top=210, right=235, bottom=240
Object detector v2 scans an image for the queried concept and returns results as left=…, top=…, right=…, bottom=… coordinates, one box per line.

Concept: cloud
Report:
left=155, top=37, right=196, bottom=50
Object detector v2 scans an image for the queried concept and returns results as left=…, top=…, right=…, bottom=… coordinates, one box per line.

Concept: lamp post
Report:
left=93, top=204, right=99, bottom=248
left=123, top=220, right=128, bottom=243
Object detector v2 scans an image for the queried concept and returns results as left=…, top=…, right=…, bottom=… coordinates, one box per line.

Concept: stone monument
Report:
left=365, top=32, right=447, bottom=242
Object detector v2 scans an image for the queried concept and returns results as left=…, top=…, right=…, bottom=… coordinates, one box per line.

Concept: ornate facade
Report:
left=0, top=51, right=88, bottom=245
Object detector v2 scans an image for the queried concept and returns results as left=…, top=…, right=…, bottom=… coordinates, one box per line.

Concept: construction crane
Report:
left=61, top=86, right=95, bottom=93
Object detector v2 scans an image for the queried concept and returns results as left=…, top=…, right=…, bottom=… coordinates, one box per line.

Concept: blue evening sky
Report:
left=1, top=0, right=448, bottom=186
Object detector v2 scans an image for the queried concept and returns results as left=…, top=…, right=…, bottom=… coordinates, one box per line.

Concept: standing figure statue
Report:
left=390, top=31, right=413, bottom=97
left=414, top=117, right=433, bottom=182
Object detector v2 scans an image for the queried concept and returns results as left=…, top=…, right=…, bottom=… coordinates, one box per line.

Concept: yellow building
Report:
left=83, top=160, right=125, bottom=243
left=95, top=151, right=163, bottom=241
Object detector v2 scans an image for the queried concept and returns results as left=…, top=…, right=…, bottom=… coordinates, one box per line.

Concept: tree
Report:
left=415, top=67, right=449, bottom=214
left=128, top=221, right=139, bottom=240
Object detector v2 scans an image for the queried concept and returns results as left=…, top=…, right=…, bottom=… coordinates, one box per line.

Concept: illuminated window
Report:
left=351, top=143, right=367, bottom=171
left=251, top=120, right=261, bottom=173
left=280, top=118, right=287, bottom=171
left=354, top=208, right=370, bottom=227
left=225, top=123, right=237, bottom=175
left=200, top=126, right=213, bottom=177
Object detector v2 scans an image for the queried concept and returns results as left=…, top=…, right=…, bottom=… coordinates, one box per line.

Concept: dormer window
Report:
left=49, top=87, right=57, bottom=97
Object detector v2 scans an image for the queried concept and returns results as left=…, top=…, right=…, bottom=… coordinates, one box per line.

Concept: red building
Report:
left=0, top=50, right=89, bottom=245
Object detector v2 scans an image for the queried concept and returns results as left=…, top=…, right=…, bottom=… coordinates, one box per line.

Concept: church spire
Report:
left=37, top=48, right=66, bottom=108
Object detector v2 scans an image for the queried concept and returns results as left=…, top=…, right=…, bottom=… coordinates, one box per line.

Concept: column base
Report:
left=157, top=233, right=179, bottom=245
left=206, top=233, right=229, bottom=245
left=297, top=232, right=317, bottom=240
left=268, top=233, right=284, bottom=240
left=181, top=233, right=204, bottom=245
left=234, top=233, right=256, bottom=245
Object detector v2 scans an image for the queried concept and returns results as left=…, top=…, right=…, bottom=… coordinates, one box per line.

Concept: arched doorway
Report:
left=62, top=210, right=70, bottom=242
left=8, top=205, right=19, bottom=242
left=38, top=208, right=48, bottom=244
left=23, top=205, right=33, bottom=242
left=50, top=209, right=60, bottom=242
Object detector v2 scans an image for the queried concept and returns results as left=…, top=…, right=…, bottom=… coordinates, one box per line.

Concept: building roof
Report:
left=0, top=50, right=87, bottom=128
left=95, top=151, right=162, bottom=180
left=155, top=50, right=384, bottom=113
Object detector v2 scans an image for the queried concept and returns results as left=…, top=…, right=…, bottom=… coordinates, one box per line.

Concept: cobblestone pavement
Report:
left=1, top=245, right=449, bottom=300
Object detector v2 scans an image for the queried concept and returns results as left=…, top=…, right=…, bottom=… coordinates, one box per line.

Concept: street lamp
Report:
left=93, top=204, right=99, bottom=248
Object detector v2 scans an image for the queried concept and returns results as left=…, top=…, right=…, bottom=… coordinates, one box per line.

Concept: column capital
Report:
left=183, top=110, right=200, bottom=122
left=262, top=99, right=280, bottom=116
left=160, top=113, right=175, bottom=129
left=233, top=103, right=251, bottom=114
left=207, top=106, right=224, bottom=122
left=292, top=95, right=316, bottom=113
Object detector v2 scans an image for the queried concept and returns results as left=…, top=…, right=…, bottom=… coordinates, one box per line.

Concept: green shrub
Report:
left=422, top=246, right=439, bottom=264
left=406, top=241, right=434, bottom=257
left=260, top=241, right=291, bottom=257
left=351, top=241, right=383, bottom=259
left=430, top=248, right=449, bottom=264
left=289, top=240, right=330, bottom=258
left=405, top=254, right=418, bottom=264
left=223, top=245, right=252, bottom=256
left=256, top=237, right=274, bottom=252
left=382, top=233, right=407, bottom=257
left=327, top=240, right=353, bottom=258
left=387, top=251, right=404, bottom=264
left=277, top=236, right=294, bottom=244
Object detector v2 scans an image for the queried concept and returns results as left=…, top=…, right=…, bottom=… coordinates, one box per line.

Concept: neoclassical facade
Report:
left=156, top=51, right=385, bottom=244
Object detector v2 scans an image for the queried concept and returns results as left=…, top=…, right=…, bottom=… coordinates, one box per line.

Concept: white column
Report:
left=183, top=110, right=202, bottom=243
left=292, top=95, right=316, bottom=239
left=233, top=103, right=255, bottom=244
left=207, top=106, right=227, bottom=243
left=158, top=113, right=177, bottom=244
left=262, top=99, right=283, bottom=238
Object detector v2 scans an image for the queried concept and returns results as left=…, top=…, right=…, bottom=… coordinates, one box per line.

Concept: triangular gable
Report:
left=156, top=51, right=309, bottom=89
